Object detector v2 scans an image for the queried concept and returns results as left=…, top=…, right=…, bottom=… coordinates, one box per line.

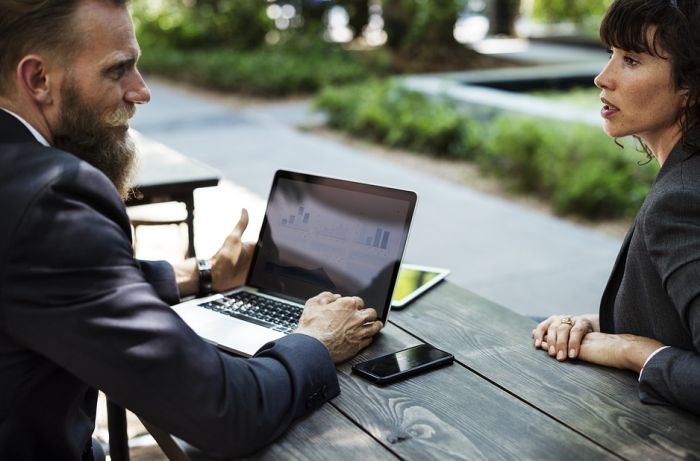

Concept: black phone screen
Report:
left=352, top=344, right=453, bottom=384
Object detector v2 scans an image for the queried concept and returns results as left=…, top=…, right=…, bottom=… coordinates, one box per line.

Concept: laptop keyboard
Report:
left=198, top=291, right=303, bottom=334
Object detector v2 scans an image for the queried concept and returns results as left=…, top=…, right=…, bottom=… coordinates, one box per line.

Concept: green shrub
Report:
left=315, top=83, right=659, bottom=219
left=480, top=114, right=657, bottom=218
left=138, top=42, right=390, bottom=96
left=477, top=116, right=546, bottom=192
left=532, top=0, right=611, bottom=24
left=531, top=0, right=612, bottom=37
left=549, top=129, right=655, bottom=217
left=314, top=81, right=476, bottom=159
left=131, top=0, right=271, bottom=50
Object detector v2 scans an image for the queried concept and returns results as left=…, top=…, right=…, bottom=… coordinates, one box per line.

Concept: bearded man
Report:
left=0, top=1, right=382, bottom=460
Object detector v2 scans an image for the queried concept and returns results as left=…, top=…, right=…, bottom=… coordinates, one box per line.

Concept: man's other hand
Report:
left=295, top=292, right=383, bottom=363
left=211, top=209, right=256, bottom=292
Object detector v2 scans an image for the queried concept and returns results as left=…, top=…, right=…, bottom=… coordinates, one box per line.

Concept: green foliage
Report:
left=131, top=0, right=271, bottom=50
left=532, top=0, right=612, bottom=24
left=478, top=116, right=544, bottom=192
left=315, top=82, right=659, bottom=219
left=314, top=81, right=477, bottom=159
left=478, top=115, right=657, bottom=218
left=383, top=0, right=462, bottom=51
left=137, top=41, right=389, bottom=96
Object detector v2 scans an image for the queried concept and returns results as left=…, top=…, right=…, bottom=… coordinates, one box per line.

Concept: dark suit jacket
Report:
left=600, top=131, right=700, bottom=416
left=0, top=109, right=339, bottom=460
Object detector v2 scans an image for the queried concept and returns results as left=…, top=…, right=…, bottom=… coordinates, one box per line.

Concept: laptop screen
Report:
left=247, top=170, right=417, bottom=322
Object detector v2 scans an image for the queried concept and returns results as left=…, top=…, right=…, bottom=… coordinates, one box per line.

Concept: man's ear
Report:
left=16, top=55, right=55, bottom=105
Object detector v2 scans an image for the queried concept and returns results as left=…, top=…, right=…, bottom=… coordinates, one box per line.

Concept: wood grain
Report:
left=334, top=324, right=615, bottom=461
left=389, top=282, right=700, bottom=460
left=184, top=404, right=396, bottom=461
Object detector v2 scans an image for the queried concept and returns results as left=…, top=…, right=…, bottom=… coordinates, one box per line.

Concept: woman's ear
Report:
left=677, top=78, right=693, bottom=103
left=16, top=55, right=54, bottom=105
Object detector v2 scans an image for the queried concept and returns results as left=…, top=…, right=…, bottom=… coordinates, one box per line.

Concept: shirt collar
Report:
left=0, top=107, right=50, bottom=146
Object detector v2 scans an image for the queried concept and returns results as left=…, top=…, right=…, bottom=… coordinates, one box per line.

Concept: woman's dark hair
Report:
left=600, top=0, right=700, bottom=156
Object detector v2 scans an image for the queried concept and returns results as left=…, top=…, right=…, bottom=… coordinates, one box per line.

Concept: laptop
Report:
left=172, top=170, right=417, bottom=356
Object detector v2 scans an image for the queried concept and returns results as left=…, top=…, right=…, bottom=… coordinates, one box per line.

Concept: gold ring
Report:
left=560, top=317, right=574, bottom=326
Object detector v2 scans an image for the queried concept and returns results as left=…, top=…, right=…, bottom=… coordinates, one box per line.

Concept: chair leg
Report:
left=107, top=399, right=130, bottom=461
left=139, top=417, right=192, bottom=461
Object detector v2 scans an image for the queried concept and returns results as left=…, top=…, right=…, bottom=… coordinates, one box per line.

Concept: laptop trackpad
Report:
left=173, top=304, right=285, bottom=356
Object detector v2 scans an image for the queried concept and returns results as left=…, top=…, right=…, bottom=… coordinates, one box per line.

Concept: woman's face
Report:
left=594, top=31, right=687, bottom=153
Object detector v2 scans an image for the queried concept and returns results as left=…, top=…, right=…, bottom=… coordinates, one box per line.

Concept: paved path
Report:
left=130, top=79, right=623, bottom=318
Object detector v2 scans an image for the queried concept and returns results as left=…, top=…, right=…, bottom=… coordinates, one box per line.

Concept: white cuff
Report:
left=638, top=346, right=670, bottom=382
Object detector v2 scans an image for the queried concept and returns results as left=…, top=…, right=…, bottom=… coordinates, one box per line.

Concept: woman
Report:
left=532, top=0, right=700, bottom=416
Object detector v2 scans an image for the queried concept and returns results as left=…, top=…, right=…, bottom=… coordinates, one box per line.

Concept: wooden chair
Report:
left=127, top=202, right=190, bottom=259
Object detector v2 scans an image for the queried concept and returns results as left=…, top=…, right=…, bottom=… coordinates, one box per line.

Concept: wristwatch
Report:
left=197, top=258, right=213, bottom=297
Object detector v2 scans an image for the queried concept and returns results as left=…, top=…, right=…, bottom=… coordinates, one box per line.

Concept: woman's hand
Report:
left=576, top=332, right=664, bottom=373
left=532, top=314, right=665, bottom=372
left=532, top=314, right=600, bottom=361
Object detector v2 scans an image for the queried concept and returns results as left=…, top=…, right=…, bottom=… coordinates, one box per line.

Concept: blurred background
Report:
left=127, top=0, right=649, bottom=322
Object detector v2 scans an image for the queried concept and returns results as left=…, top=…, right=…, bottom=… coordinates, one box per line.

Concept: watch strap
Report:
left=197, top=258, right=213, bottom=296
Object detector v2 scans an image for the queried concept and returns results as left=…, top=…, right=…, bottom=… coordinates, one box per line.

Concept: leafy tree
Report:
left=381, top=0, right=415, bottom=49
left=338, top=0, right=370, bottom=37
left=532, top=0, right=611, bottom=23
left=383, top=0, right=462, bottom=51
left=299, top=0, right=328, bottom=34
left=132, top=0, right=271, bottom=50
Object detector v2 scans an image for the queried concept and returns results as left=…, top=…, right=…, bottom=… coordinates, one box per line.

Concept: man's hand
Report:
left=176, top=209, right=256, bottom=297
left=295, top=292, right=383, bottom=363
left=211, top=209, right=256, bottom=292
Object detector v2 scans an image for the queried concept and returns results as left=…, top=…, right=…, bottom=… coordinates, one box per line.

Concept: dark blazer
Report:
left=0, top=109, right=339, bottom=460
left=600, top=132, right=700, bottom=416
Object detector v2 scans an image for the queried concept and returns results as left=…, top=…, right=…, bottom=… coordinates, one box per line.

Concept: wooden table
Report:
left=125, top=132, right=220, bottom=258
left=237, top=281, right=700, bottom=460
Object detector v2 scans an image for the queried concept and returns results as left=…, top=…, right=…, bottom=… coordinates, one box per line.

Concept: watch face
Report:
left=198, top=259, right=213, bottom=295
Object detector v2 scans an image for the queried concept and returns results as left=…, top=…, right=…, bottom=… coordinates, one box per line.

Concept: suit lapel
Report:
left=599, top=220, right=636, bottom=333
left=598, top=129, right=700, bottom=333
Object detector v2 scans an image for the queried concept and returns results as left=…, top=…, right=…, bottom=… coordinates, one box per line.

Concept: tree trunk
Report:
left=339, top=0, right=370, bottom=38
left=490, top=0, right=520, bottom=36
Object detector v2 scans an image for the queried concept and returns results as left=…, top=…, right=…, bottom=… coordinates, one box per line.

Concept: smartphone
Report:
left=391, top=264, right=450, bottom=309
left=352, top=344, right=454, bottom=385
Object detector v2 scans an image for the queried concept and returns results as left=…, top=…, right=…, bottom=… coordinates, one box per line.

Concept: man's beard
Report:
left=53, top=82, right=138, bottom=200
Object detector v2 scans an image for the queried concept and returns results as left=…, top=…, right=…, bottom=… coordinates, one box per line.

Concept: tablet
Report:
left=391, top=264, right=450, bottom=309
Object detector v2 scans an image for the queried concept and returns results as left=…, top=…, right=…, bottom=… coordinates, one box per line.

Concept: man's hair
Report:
left=600, top=0, right=700, bottom=152
left=0, top=0, right=127, bottom=95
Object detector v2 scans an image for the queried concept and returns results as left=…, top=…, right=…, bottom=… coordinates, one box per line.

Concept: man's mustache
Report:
left=104, top=104, right=136, bottom=127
